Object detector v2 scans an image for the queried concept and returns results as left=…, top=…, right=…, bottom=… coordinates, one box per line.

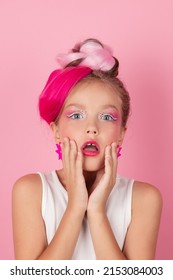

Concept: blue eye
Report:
left=67, top=113, right=83, bottom=119
left=101, top=114, right=117, bottom=121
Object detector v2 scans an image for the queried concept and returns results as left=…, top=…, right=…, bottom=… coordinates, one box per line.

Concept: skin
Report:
left=12, top=80, right=162, bottom=259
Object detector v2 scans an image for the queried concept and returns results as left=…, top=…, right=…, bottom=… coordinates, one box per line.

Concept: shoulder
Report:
left=123, top=181, right=162, bottom=259
left=132, top=181, right=163, bottom=212
left=12, top=174, right=47, bottom=259
left=12, top=173, right=42, bottom=205
left=13, top=173, right=42, bottom=191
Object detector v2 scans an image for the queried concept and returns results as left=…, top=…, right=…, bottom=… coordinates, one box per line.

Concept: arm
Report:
left=12, top=139, right=88, bottom=259
left=87, top=211, right=127, bottom=259
left=87, top=143, right=126, bottom=259
left=12, top=174, right=47, bottom=259
left=12, top=174, right=86, bottom=260
left=123, top=182, right=162, bottom=259
left=87, top=142, right=162, bottom=259
left=88, top=182, right=162, bottom=260
left=39, top=207, right=85, bottom=260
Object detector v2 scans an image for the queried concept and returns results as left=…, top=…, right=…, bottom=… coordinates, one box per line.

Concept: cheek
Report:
left=58, top=118, right=83, bottom=139
left=102, top=124, right=121, bottom=142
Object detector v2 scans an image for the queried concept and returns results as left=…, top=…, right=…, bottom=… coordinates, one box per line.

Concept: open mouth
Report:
left=81, top=141, right=100, bottom=156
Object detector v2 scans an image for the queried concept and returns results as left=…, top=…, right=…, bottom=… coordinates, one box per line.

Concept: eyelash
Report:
left=99, top=113, right=118, bottom=121
left=67, top=111, right=84, bottom=120
left=67, top=111, right=117, bottom=121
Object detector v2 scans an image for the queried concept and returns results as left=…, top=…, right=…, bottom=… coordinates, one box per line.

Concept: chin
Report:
left=82, top=157, right=104, bottom=172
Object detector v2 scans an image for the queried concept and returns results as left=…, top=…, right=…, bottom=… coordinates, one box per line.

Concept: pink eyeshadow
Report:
left=63, top=109, right=75, bottom=116
left=107, top=111, right=119, bottom=119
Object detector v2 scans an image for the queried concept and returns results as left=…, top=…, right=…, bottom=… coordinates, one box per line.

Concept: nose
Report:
left=85, top=116, right=99, bottom=135
left=85, top=126, right=98, bottom=135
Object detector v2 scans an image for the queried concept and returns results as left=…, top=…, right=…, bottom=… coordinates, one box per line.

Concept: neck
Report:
left=83, top=170, right=97, bottom=190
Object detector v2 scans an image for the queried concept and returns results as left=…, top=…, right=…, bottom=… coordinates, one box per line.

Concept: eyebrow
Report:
left=101, top=104, right=119, bottom=110
left=65, top=103, right=119, bottom=111
left=65, top=103, right=85, bottom=109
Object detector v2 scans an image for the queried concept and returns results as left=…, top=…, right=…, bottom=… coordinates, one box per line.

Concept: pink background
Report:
left=0, top=0, right=173, bottom=259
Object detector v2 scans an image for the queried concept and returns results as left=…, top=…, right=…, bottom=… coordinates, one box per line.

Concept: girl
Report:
left=12, top=38, right=162, bottom=260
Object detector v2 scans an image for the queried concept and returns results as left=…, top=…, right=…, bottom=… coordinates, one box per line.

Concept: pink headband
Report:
left=39, top=66, right=92, bottom=124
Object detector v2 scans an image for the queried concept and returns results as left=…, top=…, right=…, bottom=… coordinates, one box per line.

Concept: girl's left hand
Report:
left=87, top=142, right=118, bottom=214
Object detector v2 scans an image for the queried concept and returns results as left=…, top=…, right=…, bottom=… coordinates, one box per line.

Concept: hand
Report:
left=87, top=142, right=118, bottom=214
left=61, top=137, right=88, bottom=214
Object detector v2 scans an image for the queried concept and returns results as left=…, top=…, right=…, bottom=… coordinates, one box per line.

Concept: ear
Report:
left=118, top=127, right=127, bottom=146
left=50, top=122, right=60, bottom=143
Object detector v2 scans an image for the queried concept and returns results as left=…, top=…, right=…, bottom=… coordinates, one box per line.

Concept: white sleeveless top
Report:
left=37, top=170, right=134, bottom=259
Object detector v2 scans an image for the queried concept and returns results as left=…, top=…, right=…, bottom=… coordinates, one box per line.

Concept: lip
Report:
left=81, top=140, right=100, bottom=156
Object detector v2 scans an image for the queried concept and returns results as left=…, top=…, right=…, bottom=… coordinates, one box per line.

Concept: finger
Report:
left=76, top=150, right=83, bottom=176
left=62, top=137, right=70, bottom=171
left=111, top=142, right=118, bottom=170
left=111, top=142, right=118, bottom=182
left=105, top=145, right=112, bottom=176
left=69, top=139, right=77, bottom=173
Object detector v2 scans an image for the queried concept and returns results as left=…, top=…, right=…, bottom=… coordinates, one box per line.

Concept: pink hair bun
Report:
left=57, top=39, right=116, bottom=71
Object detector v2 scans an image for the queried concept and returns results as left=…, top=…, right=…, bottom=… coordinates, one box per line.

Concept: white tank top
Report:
left=37, top=170, right=134, bottom=259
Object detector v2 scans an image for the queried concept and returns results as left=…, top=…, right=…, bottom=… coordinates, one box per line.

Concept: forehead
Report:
left=64, top=79, right=122, bottom=111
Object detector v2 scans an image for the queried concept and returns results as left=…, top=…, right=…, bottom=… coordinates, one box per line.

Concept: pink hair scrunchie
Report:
left=57, top=40, right=115, bottom=71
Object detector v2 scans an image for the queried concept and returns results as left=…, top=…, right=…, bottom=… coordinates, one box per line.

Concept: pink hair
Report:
left=38, top=66, right=92, bottom=124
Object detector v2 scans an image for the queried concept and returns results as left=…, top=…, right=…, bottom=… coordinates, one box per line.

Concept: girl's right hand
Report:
left=61, top=137, right=88, bottom=214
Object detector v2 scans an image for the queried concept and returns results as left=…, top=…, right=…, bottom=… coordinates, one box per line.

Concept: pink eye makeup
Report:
left=63, top=105, right=120, bottom=122
left=99, top=111, right=119, bottom=121
left=65, top=109, right=87, bottom=119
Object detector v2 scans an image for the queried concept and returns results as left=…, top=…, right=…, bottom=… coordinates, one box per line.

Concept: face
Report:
left=51, top=80, right=126, bottom=171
